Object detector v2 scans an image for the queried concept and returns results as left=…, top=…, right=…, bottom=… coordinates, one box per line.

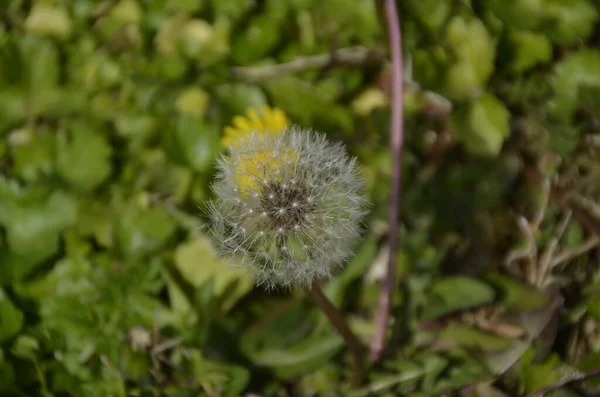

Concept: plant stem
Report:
left=371, top=0, right=404, bottom=362
left=308, top=284, right=365, bottom=387
left=231, top=46, right=385, bottom=82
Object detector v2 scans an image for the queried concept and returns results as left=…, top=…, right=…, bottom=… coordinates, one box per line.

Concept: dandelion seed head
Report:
left=208, top=125, right=368, bottom=289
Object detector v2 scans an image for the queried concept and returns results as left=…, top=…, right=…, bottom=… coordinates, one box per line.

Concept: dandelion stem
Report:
left=308, top=284, right=365, bottom=387
left=371, top=0, right=404, bottom=362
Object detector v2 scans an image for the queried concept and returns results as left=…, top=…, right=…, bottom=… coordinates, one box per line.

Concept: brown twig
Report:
left=527, top=365, right=600, bottom=397
left=370, top=0, right=404, bottom=362
left=308, top=284, right=365, bottom=387
left=231, top=46, right=385, bottom=82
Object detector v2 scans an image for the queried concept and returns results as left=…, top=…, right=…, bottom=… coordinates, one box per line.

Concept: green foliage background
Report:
left=1, top=0, right=600, bottom=396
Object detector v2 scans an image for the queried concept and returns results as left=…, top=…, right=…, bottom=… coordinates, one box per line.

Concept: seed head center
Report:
left=260, top=182, right=314, bottom=231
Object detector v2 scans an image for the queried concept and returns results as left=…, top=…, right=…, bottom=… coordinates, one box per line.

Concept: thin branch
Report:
left=531, top=179, right=551, bottom=231
left=504, top=216, right=538, bottom=269
left=566, top=193, right=600, bottom=236
left=231, top=46, right=385, bottom=82
left=536, top=210, right=571, bottom=286
left=371, top=0, right=404, bottom=362
left=308, top=284, right=365, bottom=387
left=152, top=336, right=184, bottom=355
left=527, top=365, right=600, bottom=397
left=551, top=235, right=600, bottom=268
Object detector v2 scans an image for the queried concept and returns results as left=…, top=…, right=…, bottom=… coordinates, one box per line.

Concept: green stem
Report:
left=308, top=284, right=365, bottom=387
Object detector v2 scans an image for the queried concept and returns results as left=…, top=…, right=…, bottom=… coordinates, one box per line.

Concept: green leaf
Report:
left=519, top=352, right=566, bottom=393
left=351, top=361, right=428, bottom=397
left=173, top=237, right=253, bottom=311
left=212, top=0, right=252, bottom=21
left=122, top=348, right=152, bottom=382
left=14, top=256, right=92, bottom=302
left=113, top=114, right=157, bottom=145
left=11, top=335, right=39, bottom=360
left=546, top=119, right=580, bottom=155
left=186, top=349, right=250, bottom=397
left=552, top=49, right=600, bottom=118
left=486, top=0, right=545, bottom=30
left=56, top=123, right=112, bottom=192
left=266, top=76, right=353, bottom=132
left=324, top=236, right=378, bottom=305
left=6, top=190, right=77, bottom=253
left=0, top=289, right=24, bottom=344
left=75, top=198, right=113, bottom=248
left=79, top=53, right=124, bottom=91
left=439, top=324, right=514, bottom=352
left=9, top=127, right=55, bottom=182
left=586, top=288, right=600, bottom=322
left=430, top=357, right=490, bottom=394
left=116, top=203, right=177, bottom=257
left=240, top=299, right=344, bottom=378
left=110, top=0, right=144, bottom=25
left=506, top=30, right=552, bottom=74
left=231, top=14, right=282, bottom=64
left=214, top=84, right=267, bottom=117
left=244, top=332, right=343, bottom=379
left=166, top=0, right=205, bottom=13
left=163, top=116, right=220, bottom=173
left=484, top=296, right=562, bottom=375
left=487, top=0, right=598, bottom=46
left=443, top=17, right=496, bottom=100
left=178, top=19, right=214, bottom=59
left=142, top=154, right=194, bottom=204
left=0, top=90, right=27, bottom=132
left=408, top=0, right=451, bottom=34
left=0, top=190, right=77, bottom=282
left=24, top=4, right=72, bottom=39
left=19, top=36, right=60, bottom=90
left=421, top=276, right=496, bottom=320
left=543, top=0, right=598, bottom=45
left=421, top=354, right=451, bottom=391
left=0, top=351, right=15, bottom=392
left=175, top=87, right=210, bottom=117
left=486, top=274, right=550, bottom=312
left=452, top=93, right=510, bottom=157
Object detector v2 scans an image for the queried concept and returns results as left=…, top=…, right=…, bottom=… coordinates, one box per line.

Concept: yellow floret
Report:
left=222, top=105, right=295, bottom=195
left=221, top=105, right=289, bottom=149
left=235, top=149, right=298, bottom=196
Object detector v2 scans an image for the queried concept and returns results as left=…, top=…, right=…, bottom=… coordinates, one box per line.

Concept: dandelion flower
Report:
left=209, top=123, right=368, bottom=289
left=221, top=105, right=289, bottom=149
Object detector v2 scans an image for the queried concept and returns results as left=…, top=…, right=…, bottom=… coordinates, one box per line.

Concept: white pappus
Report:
left=208, top=125, right=368, bottom=289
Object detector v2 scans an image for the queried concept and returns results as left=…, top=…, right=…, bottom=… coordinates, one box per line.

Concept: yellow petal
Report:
left=271, top=108, right=289, bottom=130
left=246, top=108, right=264, bottom=130
left=223, top=126, right=236, bottom=138
left=232, top=115, right=252, bottom=132
left=220, top=136, right=231, bottom=148
left=222, top=127, right=245, bottom=148
left=261, top=104, right=274, bottom=121
left=221, top=105, right=290, bottom=151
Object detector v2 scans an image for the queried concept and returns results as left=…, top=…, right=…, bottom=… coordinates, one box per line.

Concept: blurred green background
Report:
left=1, top=0, right=600, bottom=396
